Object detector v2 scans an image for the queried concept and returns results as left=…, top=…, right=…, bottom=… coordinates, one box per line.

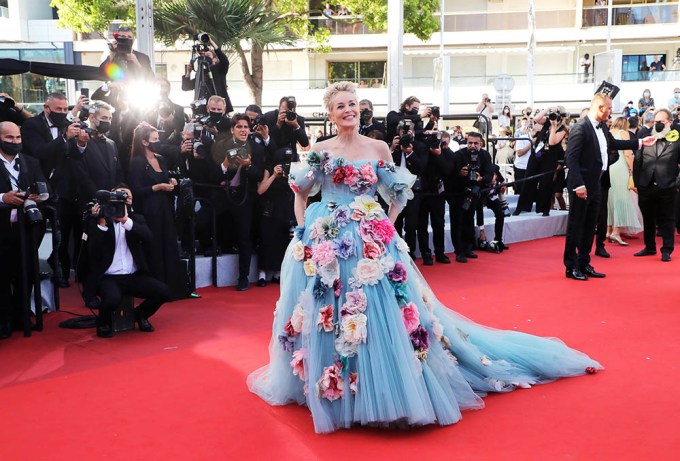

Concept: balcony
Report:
left=308, top=15, right=381, bottom=35
left=582, top=3, right=679, bottom=27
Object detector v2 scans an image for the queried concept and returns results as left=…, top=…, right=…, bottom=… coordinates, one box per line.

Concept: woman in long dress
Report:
left=247, top=82, right=602, bottom=434
left=607, top=117, right=643, bottom=244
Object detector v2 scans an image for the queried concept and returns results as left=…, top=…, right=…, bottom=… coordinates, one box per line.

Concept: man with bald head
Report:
left=0, top=122, right=48, bottom=338
left=563, top=94, right=656, bottom=281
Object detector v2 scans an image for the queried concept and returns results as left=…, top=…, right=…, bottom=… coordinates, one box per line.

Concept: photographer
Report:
left=475, top=164, right=510, bottom=253
left=417, top=129, right=454, bottom=265
left=0, top=93, right=31, bottom=126
left=445, top=132, right=493, bottom=263
left=99, top=27, right=154, bottom=81
left=71, top=101, right=124, bottom=208
left=245, top=104, right=276, bottom=155
left=144, top=78, right=190, bottom=167
left=0, top=122, right=47, bottom=338
left=202, top=114, right=265, bottom=291
left=264, top=96, right=309, bottom=158
left=21, top=92, right=84, bottom=287
left=82, top=186, right=170, bottom=338
left=182, top=36, right=233, bottom=113
left=358, top=99, right=386, bottom=140
left=128, top=123, right=187, bottom=300
left=475, top=93, right=494, bottom=135
left=386, top=96, right=425, bottom=142
left=390, top=118, right=428, bottom=260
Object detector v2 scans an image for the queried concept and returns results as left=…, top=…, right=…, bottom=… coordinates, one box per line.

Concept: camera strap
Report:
left=0, top=157, right=20, bottom=191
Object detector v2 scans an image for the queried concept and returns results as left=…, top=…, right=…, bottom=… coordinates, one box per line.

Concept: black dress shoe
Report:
left=465, top=251, right=478, bottom=259
left=435, top=254, right=451, bottom=264
left=136, top=316, right=155, bottom=332
left=455, top=254, right=468, bottom=263
left=541, top=211, right=550, bottom=216
left=0, top=322, right=12, bottom=339
left=661, top=251, right=671, bottom=262
left=96, top=325, right=114, bottom=338
left=236, top=278, right=249, bottom=291
left=422, top=254, right=434, bottom=266
left=497, top=242, right=510, bottom=251
left=594, top=247, right=610, bottom=258
left=257, top=278, right=267, bottom=287
left=271, top=276, right=281, bottom=284
left=580, top=265, right=605, bottom=278
left=511, top=210, right=521, bottom=216
left=634, top=248, right=657, bottom=257
left=56, top=277, right=70, bottom=288
left=565, top=268, right=588, bottom=281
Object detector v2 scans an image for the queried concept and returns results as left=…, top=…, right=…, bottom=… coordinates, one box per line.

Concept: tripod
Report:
left=190, top=45, right=218, bottom=106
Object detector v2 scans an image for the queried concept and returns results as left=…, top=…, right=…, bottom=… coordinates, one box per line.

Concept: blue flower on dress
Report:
left=332, top=205, right=351, bottom=227
left=333, top=231, right=356, bottom=260
left=313, top=275, right=328, bottom=300
left=293, top=225, right=305, bottom=240
left=278, top=334, right=296, bottom=353
left=391, top=281, right=409, bottom=307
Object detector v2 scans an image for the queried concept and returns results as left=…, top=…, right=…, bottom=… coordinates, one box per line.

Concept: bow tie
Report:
left=596, top=121, right=606, bottom=130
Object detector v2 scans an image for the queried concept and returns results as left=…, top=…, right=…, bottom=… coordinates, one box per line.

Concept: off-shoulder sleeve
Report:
left=376, top=160, right=416, bottom=210
left=288, top=160, right=321, bottom=196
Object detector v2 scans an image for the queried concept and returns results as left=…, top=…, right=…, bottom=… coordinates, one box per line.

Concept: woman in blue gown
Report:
left=247, top=82, right=602, bottom=434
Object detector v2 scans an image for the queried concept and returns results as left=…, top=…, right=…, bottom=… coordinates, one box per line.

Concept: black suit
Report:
left=563, top=118, right=640, bottom=270
left=633, top=137, right=680, bottom=254
left=263, top=110, right=309, bottom=157
left=181, top=48, right=233, bottom=113
left=0, top=154, right=46, bottom=333
left=71, top=135, right=124, bottom=205
left=21, top=112, right=81, bottom=278
left=84, top=212, right=170, bottom=328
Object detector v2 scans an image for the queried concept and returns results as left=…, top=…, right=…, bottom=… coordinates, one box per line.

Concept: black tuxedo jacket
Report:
left=633, top=138, right=680, bottom=189
left=83, top=212, right=152, bottom=286
left=20, top=112, right=77, bottom=199
left=0, top=154, right=47, bottom=235
left=445, top=147, right=494, bottom=194
left=264, top=110, right=309, bottom=156
left=565, top=118, right=638, bottom=195
left=70, top=135, right=124, bottom=204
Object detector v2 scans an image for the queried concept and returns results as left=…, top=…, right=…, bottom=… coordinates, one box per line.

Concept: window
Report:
left=0, top=49, right=66, bottom=105
left=622, top=54, right=666, bottom=81
left=0, top=0, right=9, bottom=19
left=328, top=61, right=387, bottom=87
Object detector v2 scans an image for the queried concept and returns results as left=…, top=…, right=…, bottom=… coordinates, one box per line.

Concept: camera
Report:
left=423, top=130, right=442, bottom=150
left=158, top=102, right=173, bottom=119
left=0, top=95, right=15, bottom=109
left=462, top=153, right=481, bottom=211
left=168, top=168, right=194, bottom=212
left=191, top=124, right=211, bottom=159
left=190, top=98, right=208, bottom=115
left=281, top=148, right=294, bottom=176
left=227, top=147, right=248, bottom=160
left=360, top=108, right=373, bottom=126
left=548, top=108, right=566, bottom=123
left=78, top=122, right=95, bottom=136
left=112, top=34, right=133, bottom=55
left=254, top=114, right=267, bottom=127
left=285, top=96, right=297, bottom=121
left=28, top=181, right=50, bottom=202
left=23, top=199, right=43, bottom=225
left=89, top=190, right=129, bottom=220
left=192, top=32, right=210, bottom=52
left=430, top=106, right=440, bottom=118
left=397, top=119, right=414, bottom=148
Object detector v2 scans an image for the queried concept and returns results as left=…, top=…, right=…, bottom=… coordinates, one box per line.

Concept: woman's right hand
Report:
left=153, top=183, right=175, bottom=192
left=273, top=165, right=284, bottom=177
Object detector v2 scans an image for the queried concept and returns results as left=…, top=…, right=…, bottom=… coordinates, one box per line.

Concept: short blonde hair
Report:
left=323, top=81, right=357, bottom=112
left=611, top=116, right=629, bottom=131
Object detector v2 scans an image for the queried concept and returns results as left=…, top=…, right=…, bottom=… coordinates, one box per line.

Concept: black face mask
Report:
left=209, top=111, right=223, bottom=123
left=147, top=141, right=161, bottom=153
left=49, top=111, right=68, bottom=127
left=0, top=141, right=22, bottom=157
left=96, top=120, right=111, bottom=134
left=655, top=121, right=666, bottom=133
left=409, top=108, right=419, bottom=116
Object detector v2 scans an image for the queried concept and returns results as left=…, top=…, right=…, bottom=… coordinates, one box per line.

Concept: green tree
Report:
left=50, top=0, right=135, bottom=34
left=339, top=0, right=439, bottom=41
left=155, top=0, right=297, bottom=105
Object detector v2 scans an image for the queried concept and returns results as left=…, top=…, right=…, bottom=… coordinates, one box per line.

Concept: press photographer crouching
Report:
left=0, top=122, right=48, bottom=338
left=199, top=114, right=265, bottom=291
left=82, top=185, right=170, bottom=338
left=445, top=132, right=494, bottom=263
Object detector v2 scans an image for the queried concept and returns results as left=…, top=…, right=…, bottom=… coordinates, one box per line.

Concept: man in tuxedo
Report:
left=563, top=94, right=656, bottom=280
left=21, top=93, right=83, bottom=287
left=99, top=27, right=154, bottom=81
left=84, top=186, right=170, bottom=338
left=358, top=99, right=386, bottom=140
left=71, top=101, right=124, bottom=207
left=182, top=37, right=233, bottom=113
left=632, top=108, right=680, bottom=262
left=0, top=122, right=48, bottom=338
left=264, top=96, right=309, bottom=159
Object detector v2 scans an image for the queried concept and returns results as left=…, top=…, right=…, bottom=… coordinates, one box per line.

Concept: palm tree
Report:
left=155, top=0, right=296, bottom=106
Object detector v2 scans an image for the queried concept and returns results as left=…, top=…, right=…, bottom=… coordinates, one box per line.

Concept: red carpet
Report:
left=1, top=236, right=678, bottom=460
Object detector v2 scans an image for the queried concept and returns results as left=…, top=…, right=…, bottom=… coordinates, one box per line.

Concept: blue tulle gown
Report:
left=247, top=152, right=602, bottom=433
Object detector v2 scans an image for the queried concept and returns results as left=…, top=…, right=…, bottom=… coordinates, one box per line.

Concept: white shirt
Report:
left=0, top=154, right=20, bottom=223
left=587, top=114, right=609, bottom=173
left=513, top=131, right=531, bottom=170
left=100, top=218, right=138, bottom=275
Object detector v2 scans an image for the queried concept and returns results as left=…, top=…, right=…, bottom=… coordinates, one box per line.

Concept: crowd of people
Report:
left=1, top=27, right=679, bottom=337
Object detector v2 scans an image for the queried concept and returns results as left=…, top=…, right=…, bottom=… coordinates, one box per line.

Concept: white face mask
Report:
left=628, top=104, right=633, bottom=109
left=644, top=92, right=650, bottom=98
left=675, top=92, right=680, bottom=100
left=503, top=109, right=509, bottom=114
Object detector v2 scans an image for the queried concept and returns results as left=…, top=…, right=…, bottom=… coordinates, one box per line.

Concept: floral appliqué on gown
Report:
left=247, top=151, right=602, bottom=433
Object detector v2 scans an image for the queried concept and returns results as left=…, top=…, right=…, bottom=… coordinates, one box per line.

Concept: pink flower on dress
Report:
left=333, top=278, right=343, bottom=298
left=317, top=304, right=334, bottom=332
left=332, top=167, right=346, bottom=184
left=284, top=319, right=296, bottom=337
left=372, top=218, right=396, bottom=244
left=289, top=182, right=301, bottom=193
left=343, top=165, right=359, bottom=186
left=312, top=241, right=336, bottom=267
left=304, top=246, right=313, bottom=261
left=377, top=159, right=385, bottom=168
left=317, top=365, right=344, bottom=401
left=363, top=241, right=384, bottom=259
left=290, top=348, right=306, bottom=381
left=342, top=289, right=367, bottom=315
left=349, top=372, right=358, bottom=395
left=359, top=162, right=378, bottom=185
left=402, top=302, right=420, bottom=333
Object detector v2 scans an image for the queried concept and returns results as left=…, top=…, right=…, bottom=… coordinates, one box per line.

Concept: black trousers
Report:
left=57, top=199, right=82, bottom=278
left=476, top=198, right=505, bottom=242
left=417, top=194, right=446, bottom=256
left=97, top=273, right=170, bottom=327
left=0, top=227, right=22, bottom=328
left=638, top=185, right=677, bottom=254
left=397, top=193, right=422, bottom=257
left=513, top=166, right=527, bottom=195
left=595, top=186, right=610, bottom=250
left=447, top=197, right=476, bottom=255
left=563, top=190, right=601, bottom=270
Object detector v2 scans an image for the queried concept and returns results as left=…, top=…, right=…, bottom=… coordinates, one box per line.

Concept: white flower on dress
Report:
left=395, top=236, right=410, bottom=254
left=379, top=254, right=395, bottom=274
left=318, top=258, right=340, bottom=287
left=341, top=313, right=368, bottom=345
left=352, top=258, right=384, bottom=286
left=290, top=304, right=305, bottom=334
left=291, top=241, right=305, bottom=261
left=349, top=195, right=384, bottom=221
left=303, top=259, right=317, bottom=277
